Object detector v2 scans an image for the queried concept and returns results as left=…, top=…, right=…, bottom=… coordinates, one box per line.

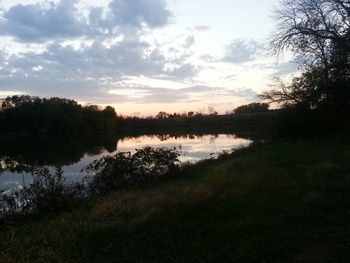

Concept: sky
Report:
left=0, top=0, right=298, bottom=115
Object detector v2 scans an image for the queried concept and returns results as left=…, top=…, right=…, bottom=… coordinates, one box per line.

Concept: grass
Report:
left=1, top=136, right=350, bottom=262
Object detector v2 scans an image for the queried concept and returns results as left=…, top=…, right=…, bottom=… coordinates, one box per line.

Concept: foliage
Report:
left=28, top=167, right=84, bottom=212
left=85, top=146, right=180, bottom=194
left=0, top=146, right=180, bottom=216
left=0, top=96, right=117, bottom=134
left=0, top=189, right=30, bottom=217
left=261, top=0, right=350, bottom=132
left=272, top=0, right=350, bottom=56
left=233, top=103, right=269, bottom=114
left=0, top=167, right=84, bottom=217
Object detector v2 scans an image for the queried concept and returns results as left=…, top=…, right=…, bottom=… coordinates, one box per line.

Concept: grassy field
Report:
left=1, top=136, right=350, bottom=262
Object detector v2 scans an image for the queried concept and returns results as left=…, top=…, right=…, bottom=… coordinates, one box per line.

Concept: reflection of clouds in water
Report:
left=118, top=134, right=252, bottom=163
left=0, top=172, right=33, bottom=190
left=1, top=134, right=252, bottom=189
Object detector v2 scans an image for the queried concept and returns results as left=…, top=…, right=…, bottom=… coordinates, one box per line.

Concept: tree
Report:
left=187, top=111, right=194, bottom=117
left=261, top=0, right=350, bottom=111
left=0, top=96, right=118, bottom=133
left=272, top=0, right=350, bottom=56
left=156, top=112, right=169, bottom=119
left=233, top=103, right=269, bottom=114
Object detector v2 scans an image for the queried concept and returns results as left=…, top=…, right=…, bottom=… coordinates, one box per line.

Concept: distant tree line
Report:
left=0, top=95, right=277, bottom=135
left=120, top=103, right=268, bottom=122
left=0, top=96, right=117, bottom=134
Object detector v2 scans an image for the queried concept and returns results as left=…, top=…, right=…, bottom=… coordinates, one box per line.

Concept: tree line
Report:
left=0, top=94, right=275, bottom=136
left=0, top=96, right=117, bottom=134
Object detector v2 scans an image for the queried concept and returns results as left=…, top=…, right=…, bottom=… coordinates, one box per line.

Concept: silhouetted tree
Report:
left=260, top=0, right=350, bottom=134
left=261, top=0, right=350, bottom=112
left=272, top=0, right=350, bottom=56
left=0, top=96, right=117, bottom=134
left=156, top=112, right=170, bottom=119
left=233, top=103, right=269, bottom=114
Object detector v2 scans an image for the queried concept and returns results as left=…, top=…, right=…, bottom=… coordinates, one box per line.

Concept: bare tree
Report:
left=259, top=70, right=328, bottom=108
left=272, top=0, right=350, bottom=57
left=261, top=0, right=350, bottom=109
left=259, top=78, right=304, bottom=106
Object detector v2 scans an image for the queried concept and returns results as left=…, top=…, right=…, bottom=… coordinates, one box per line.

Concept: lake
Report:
left=0, top=133, right=252, bottom=190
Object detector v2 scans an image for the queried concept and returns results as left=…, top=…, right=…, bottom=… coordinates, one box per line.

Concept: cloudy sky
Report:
left=0, top=0, right=298, bottom=115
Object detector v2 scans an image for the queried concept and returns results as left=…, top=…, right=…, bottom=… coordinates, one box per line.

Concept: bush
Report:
left=275, top=107, right=345, bottom=137
left=1, top=147, right=181, bottom=217
left=28, top=167, right=83, bottom=212
left=85, top=146, right=180, bottom=194
left=0, top=167, right=84, bottom=217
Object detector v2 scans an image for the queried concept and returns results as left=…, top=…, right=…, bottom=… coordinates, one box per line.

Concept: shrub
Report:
left=28, top=167, right=83, bottom=212
left=85, top=146, right=180, bottom=194
left=0, top=167, right=84, bottom=217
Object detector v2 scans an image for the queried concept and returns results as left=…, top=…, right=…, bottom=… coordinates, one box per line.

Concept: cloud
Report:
left=200, top=54, right=215, bottom=63
left=194, top=25, right=211, bottom=31
left=181, top=86, right=214, bottom=93
left=165, top=63, right=198, bottom=79
left=0, top=0, right=86, bottom=42
left=223, top=39, right=266, bottom=64
left=0, top=1, right=263, bottom=111
left=0, top=90, right=26, bottom=97
left=274, top=62, right=300, bottom=76
left=0, top=0, right=198, bottom=101
left=107, top=0, right=171, bottom=28
left=0, top=0, right=172, bottom=42
left=184, top=35, right=195, bottom=48
left=107, top=86, right=187, bottom=104
left=229, top=88, right=257, bottom=98
left=0, top=36, right=198, bottom=99
left=1, top=41, right=146, bottom=82
left=106, top=85, right=257, bottom=104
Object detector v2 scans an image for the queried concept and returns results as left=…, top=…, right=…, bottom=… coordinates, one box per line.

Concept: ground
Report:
left=1, top=136, right=350, bottom=262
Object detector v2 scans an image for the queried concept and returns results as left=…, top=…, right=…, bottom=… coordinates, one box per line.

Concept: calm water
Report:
left=0, top=133, right=252, bottom=189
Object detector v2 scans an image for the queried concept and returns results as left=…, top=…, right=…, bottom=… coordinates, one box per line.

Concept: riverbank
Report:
left=116, top=111, right=280, bottom=137
left=1, top=136, right=350, bottom=262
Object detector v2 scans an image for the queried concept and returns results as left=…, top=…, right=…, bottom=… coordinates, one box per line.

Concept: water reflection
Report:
left=0, top=133, right=252, bottom=189
left=118, top=134, right=251, bottom=162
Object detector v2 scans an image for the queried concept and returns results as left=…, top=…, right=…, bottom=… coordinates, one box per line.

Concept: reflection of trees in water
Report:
left=0, top=131, right=258, bottom=176
left=0, top=157, right=32, bottom=174
left=154, top=134, right=207, bottom=141
left=156, top=134, right=172, bottom=141
left=209, top=134, right=219, bottom=144
left=119, top=133, right=254, bottom=146
left=188, top=134, right=195, bottom=139
left=118, top=127, right=266, bottom=143
left=135, top=133, right=210, bottom=142
left=120, top=133, right=212, bottom=143
left=0, top=133, right=117, bottom=174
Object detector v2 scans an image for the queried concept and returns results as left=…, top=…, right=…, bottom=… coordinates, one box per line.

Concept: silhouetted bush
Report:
left=0, top=167, right=84, bottom=217
left=275, top=107, right=347, bottom=137
left=85, top=146, right=180, bottom=194
left=28, top=167, right=84, bottom=212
